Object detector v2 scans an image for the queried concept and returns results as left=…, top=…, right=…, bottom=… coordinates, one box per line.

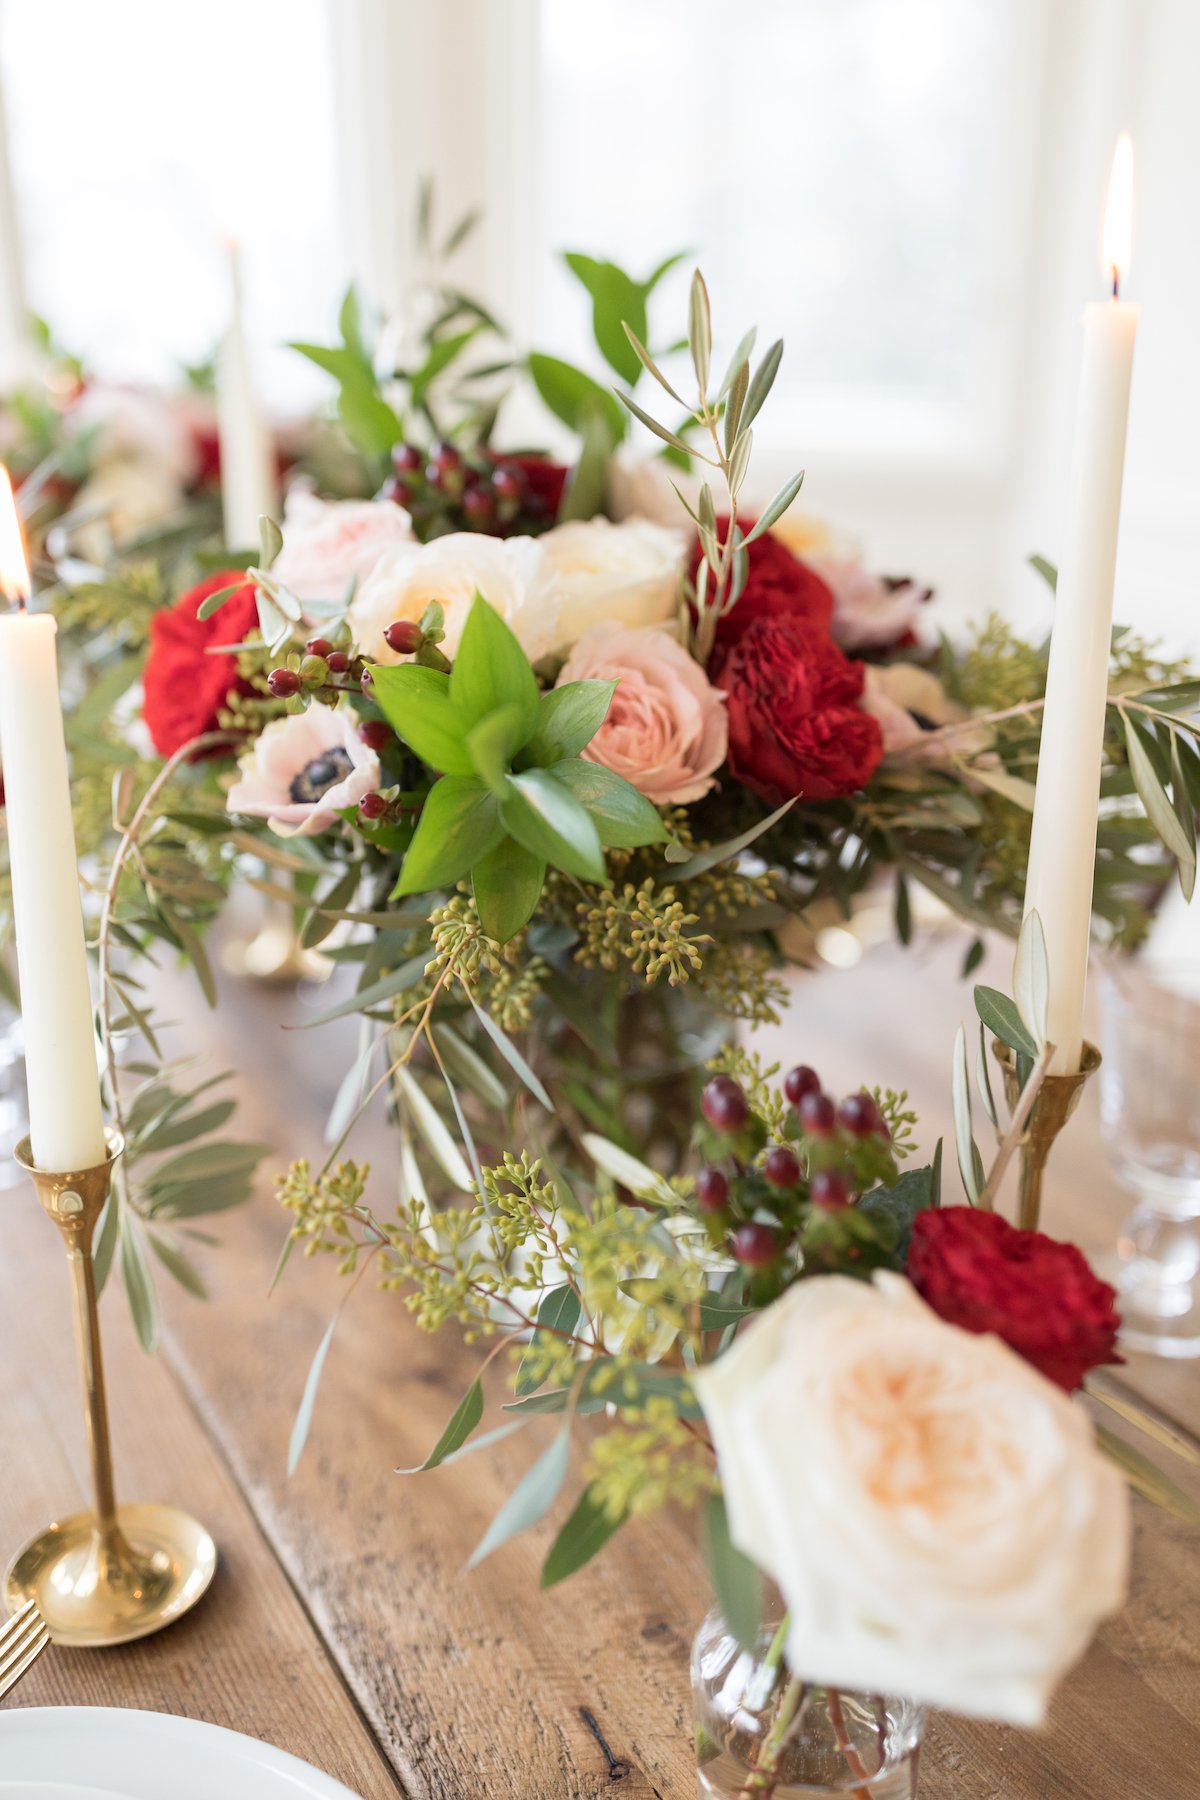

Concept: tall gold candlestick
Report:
left=994, top=1041, right=1102, bottom=1232
left=5, top=1131, right=217, bottom=1646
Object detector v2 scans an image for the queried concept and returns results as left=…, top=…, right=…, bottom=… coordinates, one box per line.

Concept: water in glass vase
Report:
left=692, top=1606, right=925, bottom=1799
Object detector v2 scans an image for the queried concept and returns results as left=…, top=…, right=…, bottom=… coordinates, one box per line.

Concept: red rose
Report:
left=691, top=517, right=835, bottom=649
left=142, top=571, right=260, bottom=758
left=713, top=615, right=883, bottom=802
left=907, top=1206, right=1122, bottom=1393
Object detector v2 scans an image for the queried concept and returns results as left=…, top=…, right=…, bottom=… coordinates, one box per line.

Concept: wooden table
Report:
left=2, top=931, right=1198, bottom=1799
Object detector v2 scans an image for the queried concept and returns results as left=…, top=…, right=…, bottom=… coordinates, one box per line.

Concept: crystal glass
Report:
left=692, top=1600, right=925, bottom=1799
left=0, top=998, right=27, bottom=1190
left=1098, top=958, right=1200, bottom=1357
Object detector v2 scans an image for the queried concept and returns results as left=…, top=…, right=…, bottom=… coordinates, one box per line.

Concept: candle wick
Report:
left=1111, top=265, right=1121, bottom=300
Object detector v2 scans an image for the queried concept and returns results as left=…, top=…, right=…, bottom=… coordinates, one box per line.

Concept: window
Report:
left=0, top=0, right=343, bottom=406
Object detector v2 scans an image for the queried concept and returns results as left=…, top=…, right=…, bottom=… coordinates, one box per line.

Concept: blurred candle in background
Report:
left=0, top=65, right=31, bottom=388
left=0, top=467, right=107, bottom=1170
left=1023, top=136, right=1139, bottom=1074
left=216, top=241, right=277, bottom=550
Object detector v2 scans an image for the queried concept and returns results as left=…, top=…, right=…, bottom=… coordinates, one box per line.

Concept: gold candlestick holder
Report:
left=5, top=1130, right=217, bottom=1646
left=993, top=1040, right=1102, bottom=1232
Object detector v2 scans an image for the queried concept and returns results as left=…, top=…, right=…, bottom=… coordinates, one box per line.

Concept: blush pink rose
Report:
left=811, top=556, right=929, bottom=653
left=557, top=624, right=727, bottom=806
left=271, top=488, right=412, bottom=603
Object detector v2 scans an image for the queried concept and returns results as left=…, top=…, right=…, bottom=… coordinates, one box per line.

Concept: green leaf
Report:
left=469, top=994, right=553, bottom=1108
left=541, top=1486, right=627, bottom=1587
left=583, top=1133, right=677, bottom=1206
left=620, top=322, right=685, bottom=405
left=1029, top=553, right=1058, bottom=591
left=468, top=1429, right=571, bottom=1568
left=288, top=1316, right=337, bottom=1475
left=399, top=1376, right=484, bottom=1473
left=259, top=515, right=283, bottom=569
left=741, top=469, right=805, bottom=547
left=393, top=1065, right=473, bottom=1190
left=500, top=770, right=606, bottom=884
left=527, top=352, right=626, bottom=442
left=615, top=390, right=695, bottom=457
left=450, top=594, right=540, bottom=741
left=951, top=1025, right=984, bottom=1205
left=472, top=835, right=545, bottom=943
left=120, top=1222, right=160, bottom=1354
left=557, top=401, right=618, bottom=525
left=857, top=1165, right=935, bottom=1261
left=394, top=776, right=504, bottom=895
left=297, top=953, right=428, bottom=1027
left=544, top=759, right=667, bottom=849
left=1170, top=732, right=1198, bottom=901
left=92, top=1195, right=119, bottom=1295
left=431, top=1023, right=508, bottom=1111
left=1125, top=715, right=1195, bottom=870
left=974, top=985, right=1039, bottom=1060
left=151, top=1140, right=268, bottom=1186
left=894, top=873, right=912, bottom=947
left=411, top=326, right=481, bottom=407
left=148, top=1232, right=208, bottom=1298
left=524, top=681, right=617, bottom=766
left=1089, top=1385, right=1200, bottom=1465
left=976, top=1020, right=999, bottom=1131
left=666, top=798, right=795, bottom=881
left=367, top=663, right=474, bottom=775
left=517, top=1286, right=583, bottom=1395
left=195, top=581, right=245, bottom=622
left=505, top=1362, right=701, bottom=1418
left=136, top=1097, right=237, bottom=1155
left=961, top=937, right=985, bottom=979
left=466, top=704, right=528, bottom=793
left=563, top=252, right=647, bottom=385
left=1095, top=1422, right=1200, bottom=1524
left=702, top=1494, right=762, bottom=1652
left=1013, top=910, right=1050, bottom=1050
left=742, top=338, right=783, bottom=429
left=688, top=269, right=711, bottom=395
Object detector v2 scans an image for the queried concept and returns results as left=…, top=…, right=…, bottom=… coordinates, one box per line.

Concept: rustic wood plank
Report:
left=143, top=928, right=1200, bottom=1798
left=0, top=1184, right=404, bottom=1798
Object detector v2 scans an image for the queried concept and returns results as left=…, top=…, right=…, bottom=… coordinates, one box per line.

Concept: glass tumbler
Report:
left=1098, top=959, right=1200, bottom=1357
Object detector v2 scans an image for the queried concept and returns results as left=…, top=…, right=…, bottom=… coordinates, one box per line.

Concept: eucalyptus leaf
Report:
left=398, top=1375, right=484, bottom=1472
left=1013, top=909, right=1050, bottom=1050
left=666, top=798, right=795, bottom=881
left=583, top=1133, right=677, bottom=1206
left=288, top=1316, right=337, bottom=1475
left=120, top=1221, right=160, bottom=1354
left=541, top=1485, right=626, bottom=1587
left=1124, top=715, right=1194, bottom=868
left=1095, top=1422, right=1200, bottom=1524
left=468, top=1430, right=571, bottom=1569
left=432, top=1023, right=508, bottom=1112
left=702, top=1494, right=762, bottom=1652
left=516, top=1286, right=583, bottom=1395
left=393, top=1065, right=473, bottom=1190
left=469, top=996, right=552, bottom=1108
left=951, top=1024, right=983, bottom=1205
left=297, top=953, right=427, bottom=1028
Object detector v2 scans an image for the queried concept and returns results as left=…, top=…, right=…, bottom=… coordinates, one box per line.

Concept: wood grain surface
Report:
left=2, top=926, right=1197, bottom=1799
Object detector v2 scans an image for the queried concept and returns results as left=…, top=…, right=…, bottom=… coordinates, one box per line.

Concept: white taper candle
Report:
left=0, top=471, right=107, bottom=1169
left=1023, top=137, right=1138, bottom=1073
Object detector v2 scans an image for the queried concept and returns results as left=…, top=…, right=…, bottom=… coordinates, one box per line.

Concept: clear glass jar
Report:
left=692, top=1602, right=925, bottom=1799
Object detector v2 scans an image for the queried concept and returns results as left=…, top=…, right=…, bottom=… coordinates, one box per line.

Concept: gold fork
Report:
left=0, top=1598, right=50, bottom=1702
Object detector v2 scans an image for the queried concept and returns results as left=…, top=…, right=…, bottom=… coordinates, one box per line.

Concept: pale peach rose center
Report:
left=842, top=1359, right=1020, bottom=1515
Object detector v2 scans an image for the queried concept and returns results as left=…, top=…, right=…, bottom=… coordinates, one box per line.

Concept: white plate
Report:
left=0, top=1709, right=362, bottom=1800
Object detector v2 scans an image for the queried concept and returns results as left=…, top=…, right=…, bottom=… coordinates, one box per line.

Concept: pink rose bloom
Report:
left=271, top=488, right=412, bottom=603
left=812, top=557, right=929, bottom=653
left=557, top=624, right=727, bottom=806
left=226, top=707, right=380, bottom=837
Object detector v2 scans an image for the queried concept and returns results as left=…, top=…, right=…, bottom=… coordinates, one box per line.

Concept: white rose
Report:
left=540, top=517, right=686, bottom=654
left=72, top=460, right=187, bottom=561
left=606, top=447, right=687, bottom=528
left=271, top=488, right=412, bottom=604
left=350, top=532, right=559, bottom=664
left=693, top=1272, right=1129, bottom=1725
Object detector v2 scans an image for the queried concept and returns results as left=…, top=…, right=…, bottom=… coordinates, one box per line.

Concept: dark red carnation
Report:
left=907, top=1206, right=1122, bottom=1393
left=713, top=614, right=883, bottom=802
left=692, top=516, right=835, bottom=650
left=142, top=571, right=260, bottom=758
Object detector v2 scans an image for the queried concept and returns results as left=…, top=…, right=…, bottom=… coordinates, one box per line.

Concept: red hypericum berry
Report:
left=384, top=619, right=425, bottom=655
left=358, top=792, right=388, bottom=821
left=392, top=443, right=423, bottom=473
left=696, top=1167, right=729, bottom=1212
left=267, top=668, right=301, bottom=698
left=325, top=650, right=350, bottom=674
left=305, top=635, right=334, bottom=658
left=386, top=478, right=413, bottom=508
left=358, top=719, right=394, bottom=752
left=701, top=1075, right=749, bottom=1133
left=732, top=1222, right=777, bottom=1268
left=462, top=485, right=495, bottom=526
left=810, top=1169, right=851, bottom=1211
left=432, top=439, right=461, bottom=471
left=784, top=1064, right=821, bottom=1107
left=492, top=463, right=524, bottom=501
left=838, top=1092, right=888, bottom=1138
left=764, top=1146, right=802, bottom=1188
left=798, top=1091, right=837, bottom=1137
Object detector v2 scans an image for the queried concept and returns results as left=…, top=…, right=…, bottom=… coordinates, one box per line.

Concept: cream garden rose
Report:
left=540, top=516, right=686, bottom=653
left=350, top=532, right=560, bottom=664
left=557, top=624, right=727, bottom=805
left=271, top=488, right=413, bottom=604
left=693, top=1272, right=1130, bottom=1726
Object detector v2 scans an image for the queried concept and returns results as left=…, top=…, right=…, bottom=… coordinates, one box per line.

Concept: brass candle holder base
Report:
left=994, top=1039, right=1102, bottom=1232
left=5, top=1133, right=217, bottom=1647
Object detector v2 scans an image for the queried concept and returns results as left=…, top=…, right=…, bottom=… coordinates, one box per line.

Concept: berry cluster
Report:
left=695, top=1064, right=898, bottom=1292
left=379, top=441, right=557, bottom=540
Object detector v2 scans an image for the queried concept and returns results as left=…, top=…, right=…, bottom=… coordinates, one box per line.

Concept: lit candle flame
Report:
left=1103, top=134, right=1134, bottom=296
left=0, top=464, right=31, bottom=607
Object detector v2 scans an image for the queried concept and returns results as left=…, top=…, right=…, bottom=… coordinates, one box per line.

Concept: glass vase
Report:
left=692, top=1602, right=925, bottom=1799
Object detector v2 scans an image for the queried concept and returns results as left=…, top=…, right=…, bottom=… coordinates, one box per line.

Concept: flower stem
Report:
left=734, top=1671, right=809, bottom=1800
left=826, top=1687, right=875, bottom=1800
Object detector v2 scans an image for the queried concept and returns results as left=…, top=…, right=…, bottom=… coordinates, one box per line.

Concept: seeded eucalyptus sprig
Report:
left=617, top=269, right=806, bottom=662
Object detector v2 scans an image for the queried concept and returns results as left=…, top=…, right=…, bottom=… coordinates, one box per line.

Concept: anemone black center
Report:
left=290, top=748, right=353, bottom=805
